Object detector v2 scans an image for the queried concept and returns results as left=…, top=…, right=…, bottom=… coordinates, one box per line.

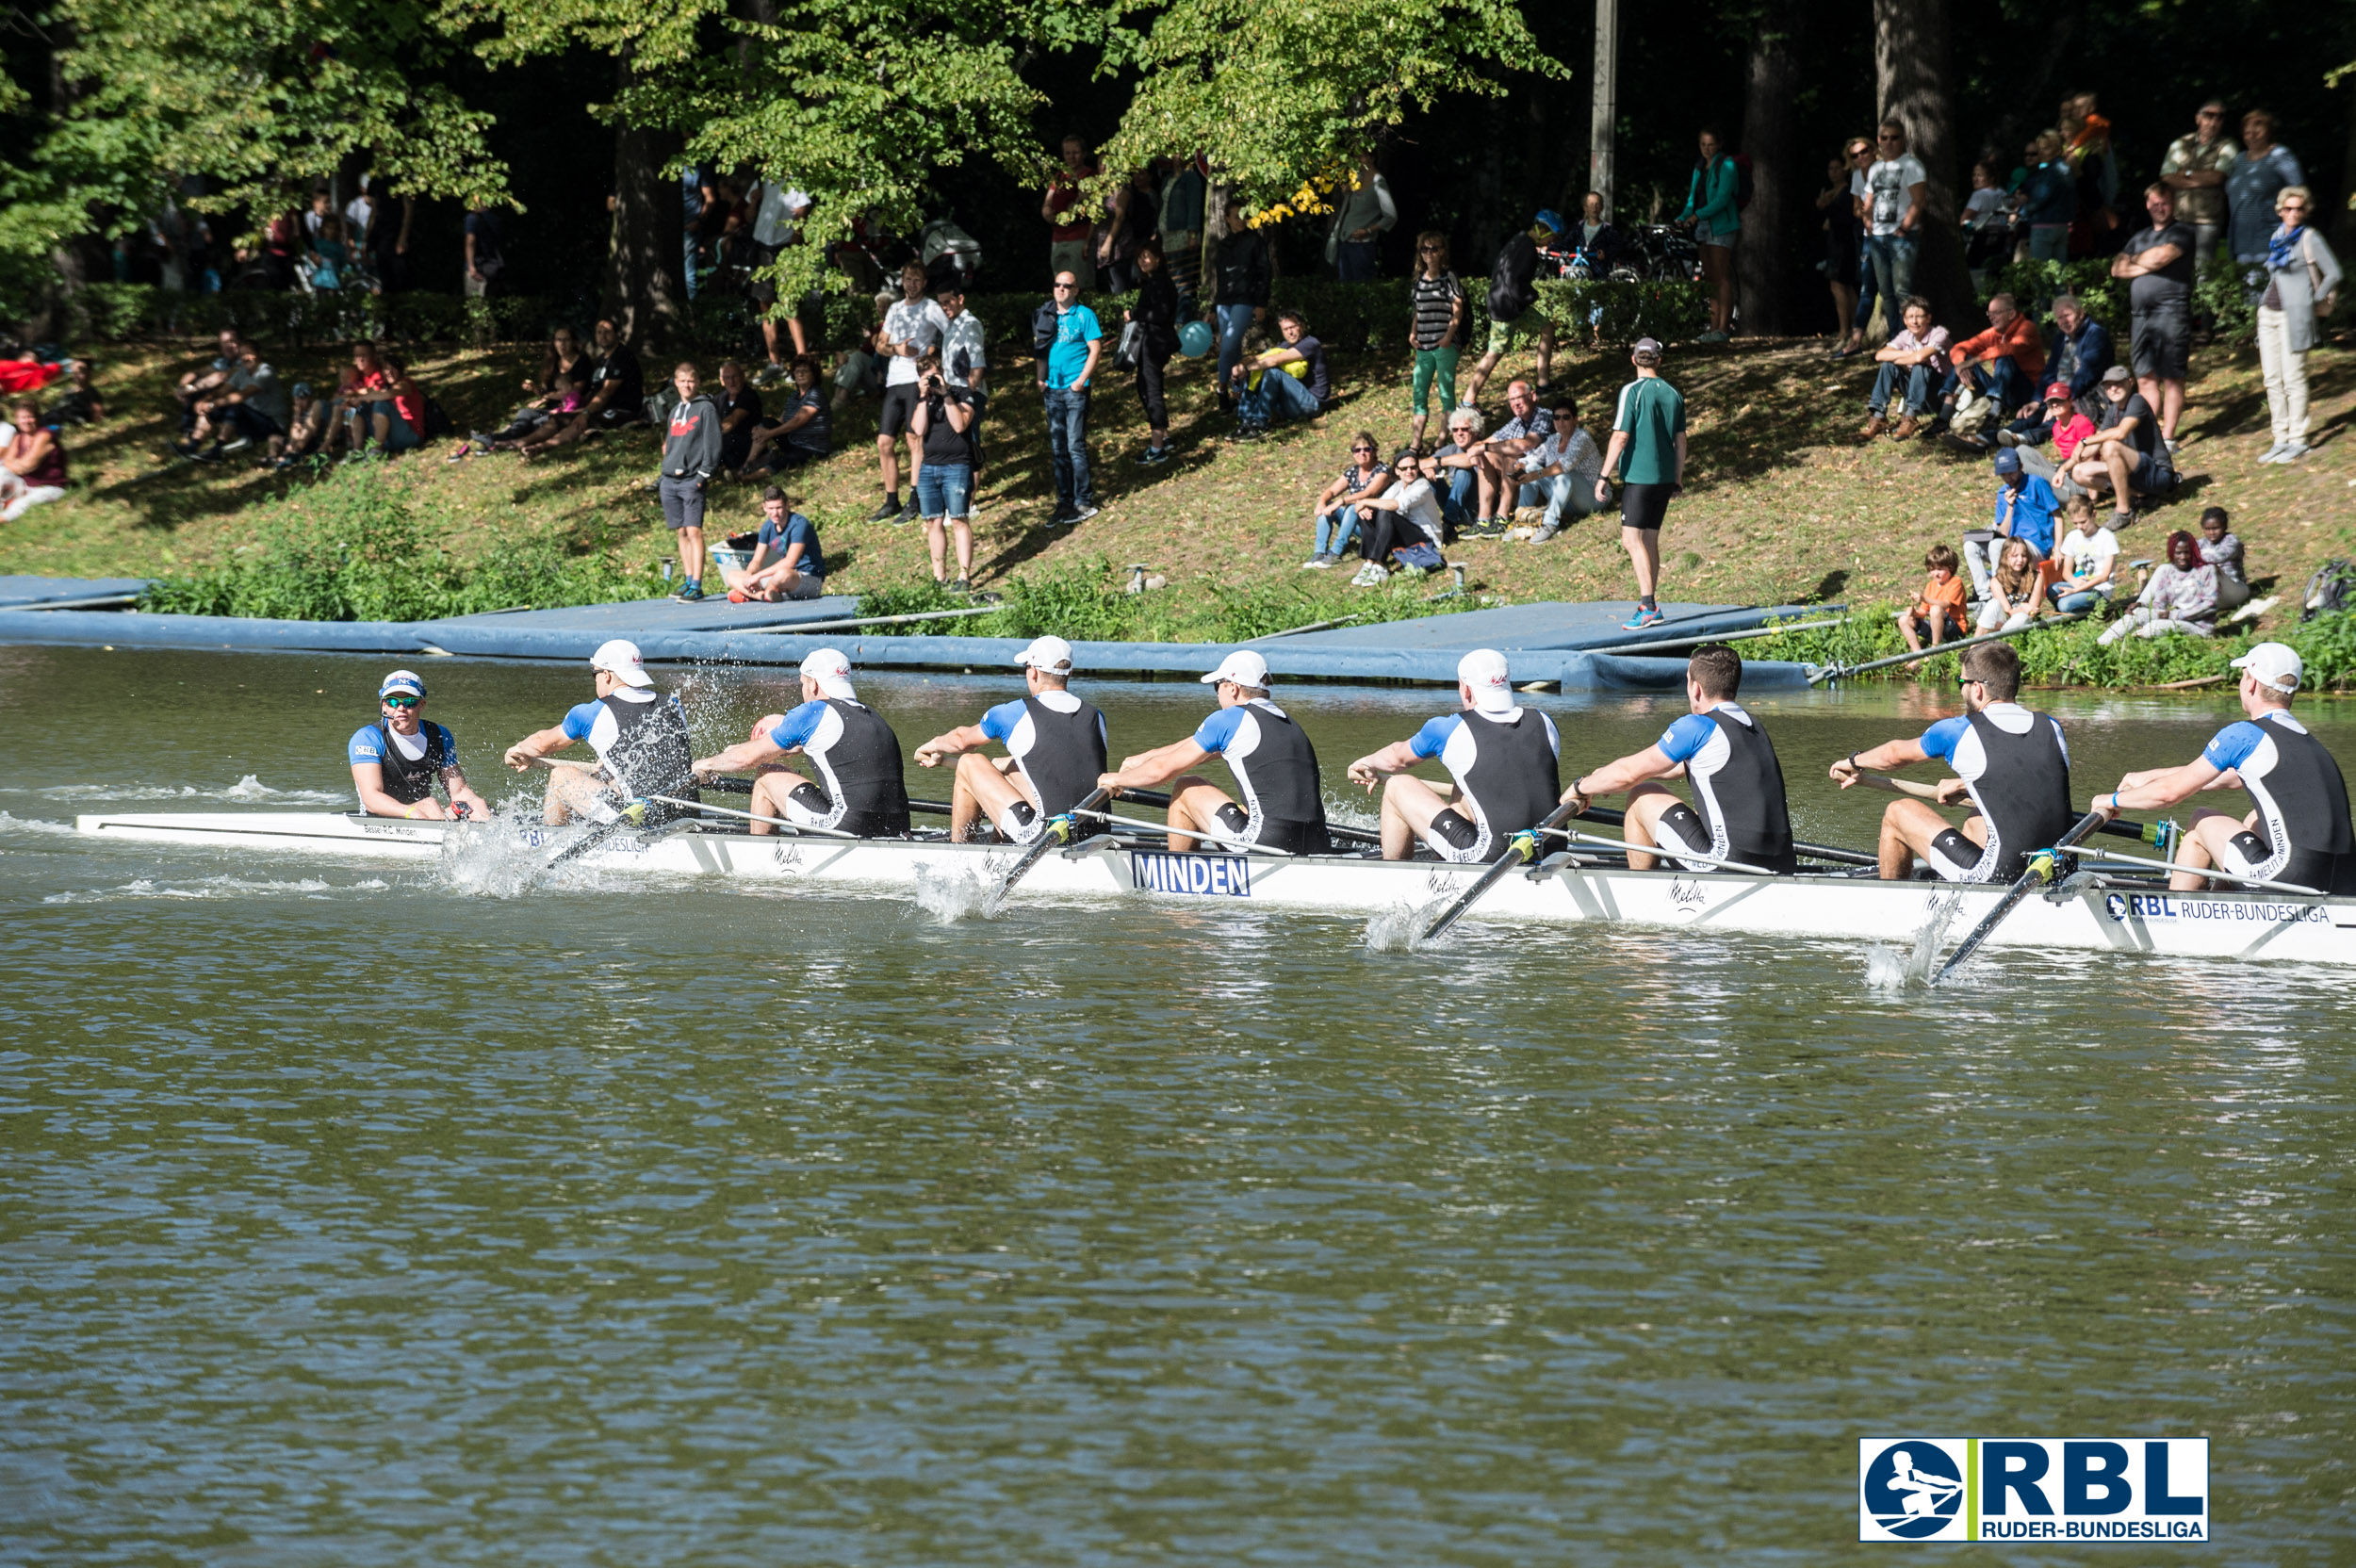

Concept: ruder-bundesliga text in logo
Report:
left=1858, top=1439, right=2208, bottom=1543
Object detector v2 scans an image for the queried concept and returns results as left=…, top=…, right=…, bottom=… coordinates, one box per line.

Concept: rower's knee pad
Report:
left=1003, top=798, right=1038, bottom=830
left=1214, top=802, right=1250, bottom=835
left=1428, top=808, right=1480, bottom=851
left=2223, top=830, right=2273, bottom=874
left=1926, top=828, right=1982, bottom=878
left=1655, top=802, right=1710, bottom=854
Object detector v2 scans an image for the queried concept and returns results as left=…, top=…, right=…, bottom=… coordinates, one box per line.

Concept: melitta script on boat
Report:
left=1130, top=852, right=1251, bottom=897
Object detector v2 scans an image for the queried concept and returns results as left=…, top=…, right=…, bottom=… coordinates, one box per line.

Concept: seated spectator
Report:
left=1474, top=379, right=1554, bottom=531
left=0, top=398, right=67, bottom=522
left=1230, top=308, right=1329, bottom=435
left=831, top=322, right=888, bottom=410
left=519, top=319, right=646, bottom=459
left=2197, top=505, right=2249, bottom=613
left=720, top=485, right=826, bottom=602
left=2047, top=496, right=2120, bottom=613
left=2001, top=381, right=2097, bottom=491
left=1860, top=295, right=1949, bottom=439
left=174, top=329, right=244, bottom=430
left=2068, top=365, right=2173, bottom=527
left=1977, top=536, right=2043, bottom=632
left=1349, top=448, right=1449, bottom=585
left=475, top=327, right=590, bottom=449
left=1514, top=393, right=1604, bottom=540
left=1964, top=448, right=2059, bottom=601
left=2098, top=529, right=2217, bottom=643
left=741, top=356, right=830, bottom=476
left=712, top=359, right=762, bottom=474
left=270, top=383, right=327, bottom=466
left=1427, top=406, right=1484, bottom=531
left=324, top=340, right=390, bottom=455
left=1942, top=291, right=2045, bottom=445
left=185, top=342, right=293, bottom=462
left=355, top=351, right=426, bottom=459
left=2040, top=294, right=2112, bottom=406
left=47, top=360, right=106, bottom=427
left=1301, top=433, right=1392, bottom=568
left=1899, top=544, right=1969, bottom=652
left=310, top=217, right=351, bottom=290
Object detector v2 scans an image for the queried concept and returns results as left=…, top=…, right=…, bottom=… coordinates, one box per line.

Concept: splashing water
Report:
left=434, top=799, right=583, bottom=900
left=1863, top=889, right=1966, bottom=990
left=0, top=810, right=77, bottom=837
left=22, top=776, right=348, bottom=805
left=913, top=861, right=998, bottom=923
left=1360, top=900, right=1450, bottom=954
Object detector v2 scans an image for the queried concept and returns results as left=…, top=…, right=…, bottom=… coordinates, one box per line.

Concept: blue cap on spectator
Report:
left=291, top=383, right=312, bottom=398
left=1533, top=208, right=1565, bottom=236
left=1991, top=449, right=2022, bottom=474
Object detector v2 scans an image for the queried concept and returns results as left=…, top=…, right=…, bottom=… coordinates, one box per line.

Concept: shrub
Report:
left=1533, top=278, right=1712, bottom=346
left=1976, top=258, right=2121, bottom=333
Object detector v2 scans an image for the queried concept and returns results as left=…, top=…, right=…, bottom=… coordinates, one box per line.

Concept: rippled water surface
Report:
left=3, top=646, right=2351, bottom=1564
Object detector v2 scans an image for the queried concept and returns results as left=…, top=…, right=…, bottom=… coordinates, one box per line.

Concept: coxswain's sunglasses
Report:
left=382, top=694, right=422, bottom=709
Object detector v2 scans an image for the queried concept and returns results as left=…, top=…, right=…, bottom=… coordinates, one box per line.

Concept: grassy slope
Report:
left=12, top=331, right=2354, bottom=634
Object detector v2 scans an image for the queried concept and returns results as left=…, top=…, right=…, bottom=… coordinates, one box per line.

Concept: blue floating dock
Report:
left=0, top=584, right=1817, bottom=691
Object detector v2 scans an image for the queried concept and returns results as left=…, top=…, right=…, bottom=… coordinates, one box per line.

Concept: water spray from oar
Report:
left=1421, top=801, right=1581, bottom=942
left=1930, top=811, right=2108, bottom=986
left=985, top=787, right=1109, bottom=911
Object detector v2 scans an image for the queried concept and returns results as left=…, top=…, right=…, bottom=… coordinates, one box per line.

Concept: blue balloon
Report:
left=1178, top=319, right=1214, bottom=359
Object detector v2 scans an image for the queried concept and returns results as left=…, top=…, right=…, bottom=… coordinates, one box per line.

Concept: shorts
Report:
left=1619, top=481, right=1676, bottom=531
left=915, top=461, right=973, bottom=519
left=1423, top=807, right=1496, bottom=864
left=659, top=473, right=706, bottom=531
left=783, top=780, right=904, bottom=838
left=1922, top=825, right=2000, bottom=883
left=1652, top=801, right=1717, bottom=869
left=1695, top=221, right=1736, bottom=252
left=992, top=795, right=1045, bottom=846
left=878, top=382, right=921, bottom=437
left=744, top=241, right=781, bottom=306
left=1483, top=305, right=1548, bottom=359
left=1212, top=803, right=1332, bottom=856
left=2131, top=303, right=2191, bottom=383
left=2216, top=828, right=2347, bottom=894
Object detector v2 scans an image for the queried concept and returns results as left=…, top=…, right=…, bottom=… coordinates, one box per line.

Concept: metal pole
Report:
left=1591, top=0, right=1620, bottom=218
left=1808, top=612, right=2086, bottom=686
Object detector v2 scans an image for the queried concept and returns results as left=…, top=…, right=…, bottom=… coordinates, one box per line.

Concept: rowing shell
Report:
left=72, top=810, right=2356, bottom=966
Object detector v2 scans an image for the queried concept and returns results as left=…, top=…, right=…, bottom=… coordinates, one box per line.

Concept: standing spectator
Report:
left=746, top=178, right=815, bottom=371
left=310, top=218, right=351, bottom=291
left=2161, top=101, right=2239, bottom=271
left=937, top=283, right=989, bottom=473
left=1517, top=393, right=1605, bottom=541
left=1859, top=296, right=1950, bottom=440
left=2252, top=186, right=2341, bottom=466
left=1840, top=138, right=1880, bottom=350
left=2227, top=111, right=2302, bottom=265
left=658, top=362, right=722, bottom=601
left=1942, top=292, right=2046, bottom=446
left=0, top=400, right=66, bottom=522
left=1678, top=126, right=1741, bottom=342
left=1041, top=136, right=1099, bottom=291
left=2197, top=506, right=2250, bottom=614
left=2097, top=530, right=2217, bottom=643
left=1229, top=308, right=1329, bottom=435
left=1594, top=337, right=1686, bottom=630
left=871, top=260, right=951, bottom=522
left=368, top=179, right=413, bottom=295
left=1406, top=231, right=1467, bottom=451
left=1818, top=150, right=1865, bottom=356
left=721, top=486, right=826, bottom=602
left=1095, top=169, right=1152, bottom=293
left=1125, top=239, right=1180, bottom=466
left=2112, top=184, right=2195, bottom=446
left=1966, top=449, right=2060, bottom=603
left=463, top=203, right=505, bottom=298
left=1301, top=433, right=1393, bottom=568
left=1573, top=190, right=1628, bottom=275
left=1325, top=154, right=1397, bottom=282
left=259, top=208, right=300, bottom=290
left=1463, top=209, right=1561, bottom=408
left=2061, top=92, right=2119, bottom=255
left=2041, top=294, right=2113, bottom=403
left=1156, top=156, right=1210, bottom=315
left=2018, top=131, right=2075, bottom=262
left=344, top=181, right=375, bottom=253
left=739, top=357, right=830, bottom=477
left=1860, top=122, right=1929, bottom=331
left=1039, top=270, right=1103, bottom=526
left=2069, top=365, right=2175, bottom=526
left=712, top=360, right=763, bottom=474
left=1961, top=160, right=2015, bottom=286
left=1205, top=194, right=1270, bottom=410
left=911, top=353, right=978, bottom=589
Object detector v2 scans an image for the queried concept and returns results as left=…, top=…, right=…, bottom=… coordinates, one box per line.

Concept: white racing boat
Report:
left=71, top=809, right=2356, bottom=967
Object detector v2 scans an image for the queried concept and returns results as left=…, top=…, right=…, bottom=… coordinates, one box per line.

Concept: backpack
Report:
left=1731, top=154, right=1755, bottom=211
left=1031, top=299, right=1059, bottom=361
left=2301, top=559, right=2356, bottom=622
left=420, top=395, right=454, bottom=439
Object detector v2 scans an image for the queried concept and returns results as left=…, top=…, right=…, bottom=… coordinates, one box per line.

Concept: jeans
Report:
left=1237, top=368, right=1318, bottom=426
left=2028, top=224, right=2070, bottom=261
left=1213, top=303, right=1255, bottom=399
left=1869, top=360, right=1938, bottom=416
left=915, top=461, right=973, bottom=519
left=1042, top=385, right=1093, bottom=510
left=1336, top=239, right=1379, bottom=281
left=1955, top=355, right=2036, bottom=419
left=1411, top=346, right=1461, bottom=416
left=215, top=402, right=284, bottom=444
left=1857, top=233, right=1918, bottom=332
left=1537, top=472, right=1600, bottom=531
left=2051, top=587, right=2109, bottom=614
left=1439, top=466, right=1477, bottom=530
left=1314, top=508, right=1362, bottom=557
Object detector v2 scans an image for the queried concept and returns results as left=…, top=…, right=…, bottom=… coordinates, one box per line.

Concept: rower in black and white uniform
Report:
left=1831, top=640, right=2071, bottom=882
left=1560, top=643, right=1796, bottom=873
left=347, top=669, right=489, bottom=821
left=2093, top=642, right=2355, bottom=894
left=912, top=635, right=1110, bottom=844
left=692, top=648, right=911, bottom=837
left=502, top=638, right=701, bottom=825
left=1346, top=648, right=1561, bottom=862
left=1096, top=648, right=1331, bottom=855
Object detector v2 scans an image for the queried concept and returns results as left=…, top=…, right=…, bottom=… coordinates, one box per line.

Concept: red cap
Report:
left=2043, top=382, right=2071, bottom=400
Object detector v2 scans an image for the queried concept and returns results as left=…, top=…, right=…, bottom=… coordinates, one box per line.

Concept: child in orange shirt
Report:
left=1900, top=544, right=1970, bottom=651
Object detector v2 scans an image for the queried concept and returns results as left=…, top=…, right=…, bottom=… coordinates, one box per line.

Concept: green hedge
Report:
left=1743, top=609, right=2356, bottom=692
left=1534, top=278, right=1712, bottom=347
left=1975, top=254, right=2266, bottom=344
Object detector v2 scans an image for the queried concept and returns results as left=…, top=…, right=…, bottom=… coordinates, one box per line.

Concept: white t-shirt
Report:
left=345, top=195, right=374, bottom=237
left=1962, top=187, right=2006, bottom=226
left=751, top=181, right=811, bottom=248
left=941, top=310, right=989, bottom=388
left=2055, top=526, right=2119, bottom=584
left=881, top=298, right=951, bottom=387
left=1866, top=154, right=1928, bottom=236
left=1389, top=478, right=1446, bottom=548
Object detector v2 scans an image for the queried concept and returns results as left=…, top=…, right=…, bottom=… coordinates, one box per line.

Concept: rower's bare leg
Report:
left=1621, top=782, right=1680, bottom=872
left=2169, top=808, right=2250, bottom=892
left=1877, top=798, right=1987, bottom=879
left=954, top=754, right=1031, bottom=842
left=1166, top=777, right=1235, bottom=854
left=543, top=769, right=608, bottom=827
left=746, top=772, right=807, bottom=835
left=1379, top=774, right=1452, bottom=861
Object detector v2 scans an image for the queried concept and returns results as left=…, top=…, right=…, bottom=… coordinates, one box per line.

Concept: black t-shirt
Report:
left=2123, top=221, right=2195, bottom=311
left=593, top=346, right=644, bottom=410
left=1489, top=233, right=1540, bottom=320
left=464, top=209, right=504, bottom=269
left=721, top=383, right=762, bottom=428
left=2102, top=393, right=2162, bottom=461
left=776, top=385, right=829, bottom=454
left=920, top=387, right=974, bottom=465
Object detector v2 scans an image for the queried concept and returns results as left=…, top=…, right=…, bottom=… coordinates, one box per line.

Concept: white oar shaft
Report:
left=639, top=792, right=858, bottom=841
left=2073, top=850, right=2323, bottom=898
left=1546, top=825, right=1775, bottom=875
left=1083, top=808, right=1294, bottom=858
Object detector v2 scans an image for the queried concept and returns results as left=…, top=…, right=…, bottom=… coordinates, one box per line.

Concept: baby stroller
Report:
left=921, top=218, right=984, bottom=293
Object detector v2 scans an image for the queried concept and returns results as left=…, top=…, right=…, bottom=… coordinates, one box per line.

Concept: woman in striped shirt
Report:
left=1407, top=231, right=1467, bottom=453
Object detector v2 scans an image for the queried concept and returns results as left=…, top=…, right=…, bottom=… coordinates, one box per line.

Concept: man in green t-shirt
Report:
left=1595, top=336, right=1688, bottom=630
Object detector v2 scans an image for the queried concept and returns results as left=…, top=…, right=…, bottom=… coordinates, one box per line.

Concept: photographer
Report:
left=910, top=352, right=978, bottom=589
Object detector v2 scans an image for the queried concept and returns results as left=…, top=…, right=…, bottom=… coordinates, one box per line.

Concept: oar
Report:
left=1546, top=825, right=1776, bottom=875
left=985, top=786, right=1109, bottom=909
left=1104, top=785, right=1383, bottom=847
left=638, top=792, right=859, bottom=840
left=2070, top=849, right=2324, bottom=898
left=1077, top=807, right=1295, bottom=858
left=1929, top=811, right=2108, bottom=986
left=1846, top=771, right=2174, bottom=851
left=532, top=798, right=649, bottom=879
left=1421, top=802, right=1580, bottom=941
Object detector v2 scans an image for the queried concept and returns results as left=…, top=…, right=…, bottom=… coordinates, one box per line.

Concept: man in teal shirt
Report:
left=1595, top=336, right=1688, bottom=629
left=1039, top=270, right=1104, bottom=525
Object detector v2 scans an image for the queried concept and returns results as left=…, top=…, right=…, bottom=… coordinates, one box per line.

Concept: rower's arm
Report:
left=503, top=725, right=577, bottom=771
left=2100, top=758, right=2220, bottom=815
left=1103, top=737, right=1211, bottom=792
left=695, top=736, right=793, bottom=778
left=913, top=722, right=992, bottom=766
left=1830, top=737, right=1930, bottom=785
left=351, top=760, right=444, bottom=819
left=1564, top=743, right=1677, bottom=806
left=438, top=763, right=491, bottom=819
left=1345, top=739, right=1425, bottom=788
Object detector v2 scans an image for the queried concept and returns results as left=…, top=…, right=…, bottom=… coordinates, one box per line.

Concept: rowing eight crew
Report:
left=351, top=632, right=2352, bottom=896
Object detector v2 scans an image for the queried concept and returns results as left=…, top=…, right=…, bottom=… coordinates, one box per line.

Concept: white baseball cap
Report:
left=798, top=646, right=857, bottom=700
left=2232, top=642, right=2302, bottom=694
left=378, top=669, right=425, bottom=700
left=1458, top=647, right=1515, bottom=712
left=589, top=638, right=653, bottom=688
left=1016, top=635, right=1075, bottom=675
left=1200, top=649, right=1271, bottom=689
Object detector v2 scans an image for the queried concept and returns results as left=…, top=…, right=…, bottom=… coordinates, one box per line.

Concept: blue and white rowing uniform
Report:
left=1408, top=705, right=1561, bottom=862
left=978, top=691, right=1109, bottom=843
left=1917, top=702, right=2072, bottom=881
left=767, top=696, right=910, bottom=837
left=349, top=721, right=457, bottom=808
left=2200, top=710, right=2355, bottom=893
left=1191, top=698, right=1330, bottom=854
left=1650, top=702, right=1797, bottom=874
left=560, top=688, right=700, bottom=825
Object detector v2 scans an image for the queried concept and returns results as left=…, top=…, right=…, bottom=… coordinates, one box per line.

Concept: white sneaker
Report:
left=2257, top=443, right=2289, bottom=464
left=2278, top=443, right=2312, bottom=463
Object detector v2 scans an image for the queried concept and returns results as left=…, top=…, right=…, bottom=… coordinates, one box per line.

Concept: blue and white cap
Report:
left=379, top=669, right=426, bottom=700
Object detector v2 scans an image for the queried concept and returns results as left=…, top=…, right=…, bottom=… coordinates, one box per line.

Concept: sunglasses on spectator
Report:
left=1053, top=282, right=1075, bottom=290
left=1350, top=445, right=1375, bottom=453
left=382, top=694, right=422, bottom=710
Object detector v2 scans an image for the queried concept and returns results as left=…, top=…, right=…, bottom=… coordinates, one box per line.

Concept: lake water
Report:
left=3, top=645, right=2350, bottom=1565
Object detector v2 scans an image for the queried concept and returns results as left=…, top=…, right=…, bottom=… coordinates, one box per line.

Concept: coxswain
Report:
left=502, top=638, right=701, bottom=825
left=1345, top=648, right=1561, bottom=861
left=348, top=670, right=489, bottom=821
left=1561, top=643, right=1797, bottom=873
left=1830, top=641, right=2072, bottom=881
left=911, top=635, right=1109, bottom=843
left=1096, top=648, right=1331, bottom=854
left=2092, top=642, right=2354, bottom=893
left=691, top=648, right=911, bottom=837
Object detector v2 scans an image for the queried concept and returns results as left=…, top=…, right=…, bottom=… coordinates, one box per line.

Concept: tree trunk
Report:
left=603, top=51, right=688, bottom=354
left=2335, top=68, right=2356, bottom=261
left=1737, top=19, right=1800, bottom=335
left=1873, top=0, right=1972, bottom=328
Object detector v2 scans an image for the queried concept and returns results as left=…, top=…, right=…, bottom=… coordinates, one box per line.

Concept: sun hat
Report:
left=798, top=646, right=857, bottom=700
left=2232, top=643, right=2302, bottom=694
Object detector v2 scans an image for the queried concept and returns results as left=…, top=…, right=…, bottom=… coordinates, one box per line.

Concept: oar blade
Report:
left=1418, top=802, right=1578, bottom=942
left=985, top=787, right=1111, bottom=910
left=1928, top=811, right=2106, bottom=987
